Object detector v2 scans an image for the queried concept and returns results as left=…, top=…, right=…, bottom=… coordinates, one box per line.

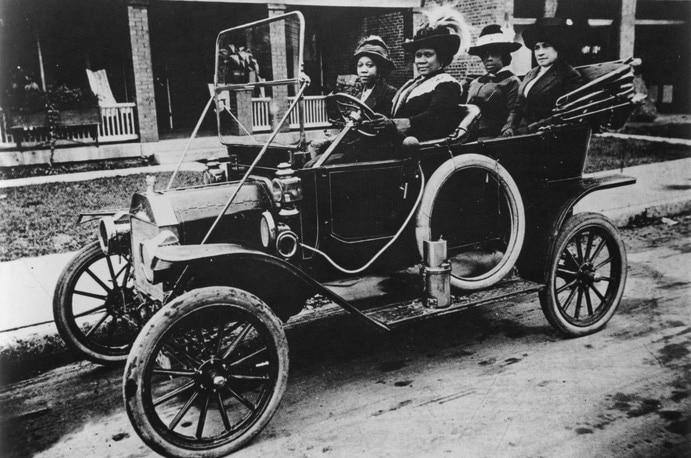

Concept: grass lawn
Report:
left=0, top=137, right=689, bottom=262
left=586, top=136, right=691, bottom=173
left=0, top=171, right=202, bottom=261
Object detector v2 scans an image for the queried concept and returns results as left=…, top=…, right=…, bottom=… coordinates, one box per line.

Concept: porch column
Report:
left=127, top=0, right=159, bottom=142
left=619, top=0, right=637, bottom=59
left=268, top=3, right=290, bottom=132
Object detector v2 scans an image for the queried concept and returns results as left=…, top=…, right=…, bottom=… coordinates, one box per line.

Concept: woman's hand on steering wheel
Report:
left=327, top=93, right=379, bottom=137
left=362, top=114, right=395, bottom=133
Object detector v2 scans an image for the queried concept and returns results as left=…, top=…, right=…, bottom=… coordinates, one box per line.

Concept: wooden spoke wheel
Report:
left=540, top=212, right=627, bottom=336
left=53, top=241, right=141, bottom=364
left=124, top=287, right=288, bottom=458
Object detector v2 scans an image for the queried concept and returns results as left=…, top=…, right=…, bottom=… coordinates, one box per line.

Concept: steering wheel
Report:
left=326, top=93, right=379, bottom=137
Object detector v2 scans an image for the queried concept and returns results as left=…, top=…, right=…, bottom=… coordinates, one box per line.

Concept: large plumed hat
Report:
left=352, top=35, right=395, bottom=75
left=468, top=24, right=521, bottom=56
left=521, top=17, right=572, bottom=51
left=402, top=6, right=471, bottom=66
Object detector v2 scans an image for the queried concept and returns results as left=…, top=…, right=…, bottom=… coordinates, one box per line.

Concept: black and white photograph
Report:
left=0, top=0, right=689, bottom=456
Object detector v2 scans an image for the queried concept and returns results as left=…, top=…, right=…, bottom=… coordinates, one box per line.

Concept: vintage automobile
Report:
left=52, top=12, right=641, bottom=457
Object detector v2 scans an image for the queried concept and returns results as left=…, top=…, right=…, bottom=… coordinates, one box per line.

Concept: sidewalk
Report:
left=1, top=157, right=690, bottom=375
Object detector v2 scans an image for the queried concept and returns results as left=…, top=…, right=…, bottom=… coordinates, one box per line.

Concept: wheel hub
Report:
left=103, top=285, right=138, bottom=321
left=196, top=359, right=230, bottom=391
left=577, top=262, right=596, bottom=285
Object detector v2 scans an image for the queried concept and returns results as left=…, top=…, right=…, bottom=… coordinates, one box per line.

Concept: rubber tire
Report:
left=416, top=154, right=525, bottom=290
left=539, top=212, right=627, bottom=337
left=124, top=286, right=289, bottom=458
left=53, top=241, right=136, bottom=364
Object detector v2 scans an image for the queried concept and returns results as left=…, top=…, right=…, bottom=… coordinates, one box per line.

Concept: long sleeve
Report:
left=407, top=81, right=462, bottom=140
left=501, top=76, right=521, bottom=133
left=518, top=61, right=584, bottom=126
left=376, top=83, right=398, bottom=116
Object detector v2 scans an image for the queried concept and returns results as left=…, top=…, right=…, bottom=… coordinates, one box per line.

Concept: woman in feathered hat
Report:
left=517, top=17, right=583, bottom=129
left=351, top=35, right=398, bottom=115
left=467, top=24, right=522, bottom=138
left=368, top=6, right=470, bottom=142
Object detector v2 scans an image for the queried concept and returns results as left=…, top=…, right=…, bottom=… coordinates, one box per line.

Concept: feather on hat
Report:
left=402, top=6, right=471, bottom=65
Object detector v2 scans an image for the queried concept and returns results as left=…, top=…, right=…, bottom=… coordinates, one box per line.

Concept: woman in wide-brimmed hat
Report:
left=467, top=24, right=522, bottom=138
left=368, top=6, right=471, bottom=141
left=351, top=35, right=398, bottom=115
left=517, top=17, right=583, bottom=129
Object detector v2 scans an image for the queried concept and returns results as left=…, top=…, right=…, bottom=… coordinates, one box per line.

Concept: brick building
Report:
left=0, top=0, right=688, bottom=148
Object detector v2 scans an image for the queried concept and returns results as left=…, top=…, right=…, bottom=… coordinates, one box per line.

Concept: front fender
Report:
left=151, top=243, right=388, bottom=331
left=77, top=210, right=124, bottom=225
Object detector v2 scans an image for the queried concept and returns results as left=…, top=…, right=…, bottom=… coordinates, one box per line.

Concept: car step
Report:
left=364, top=278, right=544, bottom=329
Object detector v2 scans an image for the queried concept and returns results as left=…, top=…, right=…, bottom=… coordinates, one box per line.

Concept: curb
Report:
left=0, top=161, right=206, bottom=189
left=1, top=198, right=689, bottom=384
left=597, top=199, right=691, bottom=228
left=0, top=322, right=78, bottom=385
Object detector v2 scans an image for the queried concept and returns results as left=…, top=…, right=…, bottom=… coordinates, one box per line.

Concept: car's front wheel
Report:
left=53, top=241, right=142, bottom=364
left=124, top=286, right=289, bottom=458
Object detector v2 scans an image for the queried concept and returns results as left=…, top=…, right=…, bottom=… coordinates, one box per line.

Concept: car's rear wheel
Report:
left=124, top=286, right=289, bottom=458
left=416, top=154, right=525, bottom=290
left=539, top=212, right=627, bottom=336
left=53, top=241, right=142, bottom=364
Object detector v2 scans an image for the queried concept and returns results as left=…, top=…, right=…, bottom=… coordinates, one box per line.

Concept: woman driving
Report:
left=351, top=35, right=398, bottom=115
left=369, top=6, right=470, bottom=142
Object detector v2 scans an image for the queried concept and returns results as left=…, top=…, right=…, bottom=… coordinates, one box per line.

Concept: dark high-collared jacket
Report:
left=357, top=78, right=398, bottom=116
left=390, top=70, right=462, bottom=141
left=467, top=68, right=521, bottom=137
left=518, top=59, right=583, bottom=126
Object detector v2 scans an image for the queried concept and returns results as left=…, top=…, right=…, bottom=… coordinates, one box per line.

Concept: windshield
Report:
left=214, top=12, right=304, bottom=145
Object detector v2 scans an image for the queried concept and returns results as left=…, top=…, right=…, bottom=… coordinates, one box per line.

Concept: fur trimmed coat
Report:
left=390, top=71, right=462, bottom=141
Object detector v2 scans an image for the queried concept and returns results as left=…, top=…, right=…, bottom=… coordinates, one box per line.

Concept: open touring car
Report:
left=52, top=12, right=640, bottom=457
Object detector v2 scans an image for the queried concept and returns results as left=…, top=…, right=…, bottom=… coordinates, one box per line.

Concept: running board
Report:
left=364, top=278, right=544, bottom=328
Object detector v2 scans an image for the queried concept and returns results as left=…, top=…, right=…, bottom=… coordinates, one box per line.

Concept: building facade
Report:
left=0, top=0, right=688, bottom=149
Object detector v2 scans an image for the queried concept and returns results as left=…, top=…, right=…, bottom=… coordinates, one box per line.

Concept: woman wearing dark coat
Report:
left=369, top=6, right=470, bottom=142
left=518, top=17, right=583, bottom=130
left=466, top=24, right=522, bottom=138
left=351, top=36, right=398, bottom=115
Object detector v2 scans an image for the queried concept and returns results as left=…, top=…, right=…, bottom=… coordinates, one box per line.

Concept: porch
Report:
left=0, top=96, right=331, bottom=167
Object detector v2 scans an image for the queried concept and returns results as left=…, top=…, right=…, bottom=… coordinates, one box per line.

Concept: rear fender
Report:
left=151, top=244, right=388, bottom=331
left=518, top=174, right=635, bottom=281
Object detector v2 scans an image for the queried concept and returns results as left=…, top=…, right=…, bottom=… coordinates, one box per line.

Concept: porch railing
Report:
left=1, top=96, right=326, bottom=149
left=251, top=95, right=330, bottom=133
left=98, top=103, right=138, bottom=142
left=0, top=103, right=139, bottom=149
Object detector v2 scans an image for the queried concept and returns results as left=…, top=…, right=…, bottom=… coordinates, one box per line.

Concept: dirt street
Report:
left=1, top=215, right=689, bottom=457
